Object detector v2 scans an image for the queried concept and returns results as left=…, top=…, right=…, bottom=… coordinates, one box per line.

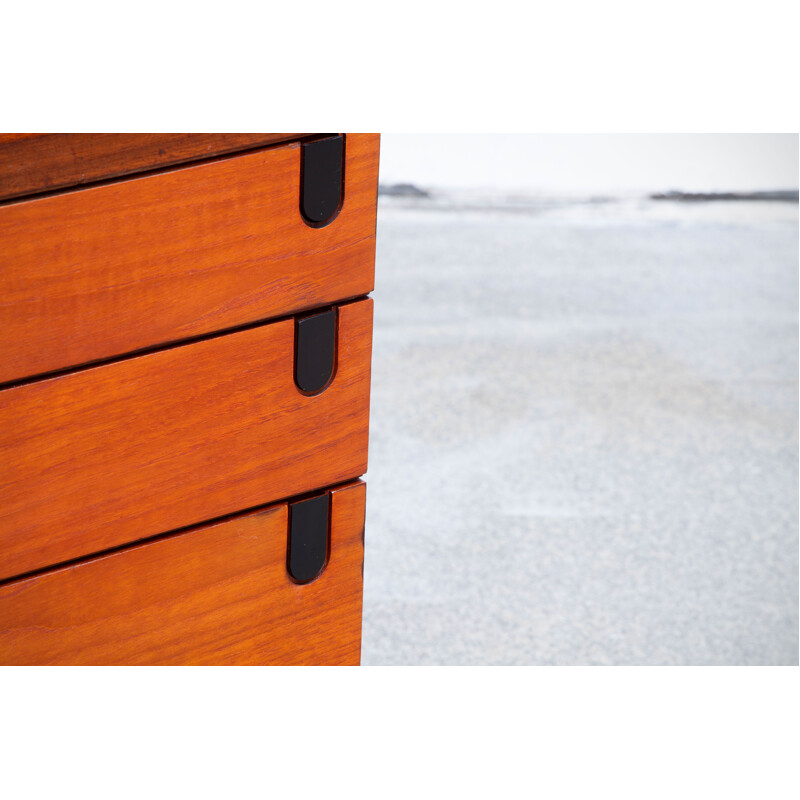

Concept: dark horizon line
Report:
left=378, top=183, right=799, bottom=201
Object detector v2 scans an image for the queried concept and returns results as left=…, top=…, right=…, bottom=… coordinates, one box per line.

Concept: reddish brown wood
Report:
left=0, top=133, right=379, bottom=384
left=0, top=480, right=365, bottom=665
left=0, top=133, right=309, bottom=201
left=0, top=299, right=372, bottom=582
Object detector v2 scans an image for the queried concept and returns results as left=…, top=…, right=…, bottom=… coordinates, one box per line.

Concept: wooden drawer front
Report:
left=0, top=481, right=365, bottom=665
left=0, top=133, right=309, bottom=202
left=0, top=133, right=378, bottom=385
left=0, top=298, right=372, bottom=582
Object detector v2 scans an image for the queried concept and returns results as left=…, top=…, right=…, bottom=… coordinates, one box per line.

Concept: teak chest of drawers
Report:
left=0, top=132, right=379, bottom=665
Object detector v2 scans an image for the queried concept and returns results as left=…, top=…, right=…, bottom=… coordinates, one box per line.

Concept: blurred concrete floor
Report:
left=360, top=201, right=798, bottom=665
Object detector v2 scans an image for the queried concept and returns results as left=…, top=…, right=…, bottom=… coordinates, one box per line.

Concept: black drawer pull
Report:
left=300, top=134, right=344, bottom=226
left=294, top=308, right=336, bottom=394
left=287, top=493, right=330, bottom=583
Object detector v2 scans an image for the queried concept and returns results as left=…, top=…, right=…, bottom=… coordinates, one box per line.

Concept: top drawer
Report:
left=0, top=134, right=308, bottom=201
left=0, top=133, right=378, bottom=385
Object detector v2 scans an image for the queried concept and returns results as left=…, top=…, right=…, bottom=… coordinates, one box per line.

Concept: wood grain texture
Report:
left=0, top=133, right=308, bottom=201
left=0, top=480, right=366, bottom=665
left=0, top=298, right=372, bottom=582
left=0, top=133, right=379, bottom=384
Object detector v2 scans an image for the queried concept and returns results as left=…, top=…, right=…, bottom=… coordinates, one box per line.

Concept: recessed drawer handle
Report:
left=295, top=308, right=337, bottom=394
left=287, top=493, right=330, bottom=583
left=300, top=134, right=344, bottom=226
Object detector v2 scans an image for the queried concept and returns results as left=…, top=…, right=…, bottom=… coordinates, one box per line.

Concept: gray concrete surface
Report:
left=361, top=197, right=799, bottom=665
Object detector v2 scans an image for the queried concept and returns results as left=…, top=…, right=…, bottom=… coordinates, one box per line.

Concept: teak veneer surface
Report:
left=0, top=299, right=372, bottom=582
left=0, top=481, right=366, bottom=665
left=0, top=133, right=379, bottom=384
left=0, top=133, right=308, bottom=201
